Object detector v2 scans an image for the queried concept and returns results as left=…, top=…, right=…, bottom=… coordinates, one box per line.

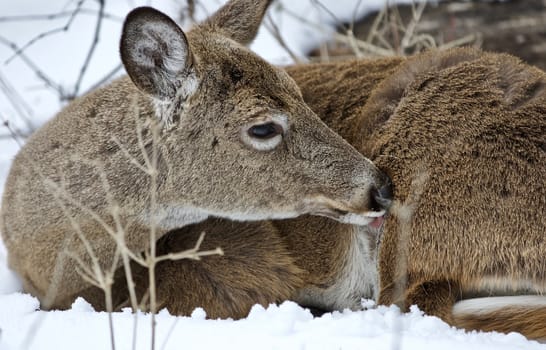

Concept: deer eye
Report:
left=241, top=118, right=286, bottom=152
left=247, top=122, right=283, bottom=139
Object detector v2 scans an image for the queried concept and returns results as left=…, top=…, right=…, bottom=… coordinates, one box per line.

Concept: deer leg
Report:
left=378, top=275, right=460, bottom=325
left=403, top=279, right=461, bottom=325
left=86, top=219, right=304, bottom=319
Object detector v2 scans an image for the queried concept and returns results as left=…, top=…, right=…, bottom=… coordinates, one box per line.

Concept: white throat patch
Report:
left=294, top=225, right=379, bottom=311
left=139, top=205, right=209, bottom=231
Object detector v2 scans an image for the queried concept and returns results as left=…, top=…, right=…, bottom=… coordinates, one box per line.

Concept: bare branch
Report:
left=0, top=115, right=24, bottom=147
left=0, top=8, right=123, bottom=23
left=346, top=0, right=364, bottom=58
left=179, top=0, right=198, bottom=26
left=0, top=36, right=64, bottom=95
left=53, top=185, right=107, bottom=287
left=263, top=13, right=303, bottom=64
left=82, top=63, right=123, bottom=95
left=439, top=34, right=478, bottom=50
left=42, top=173, right=145, bottom=267
left=5, top=0, right=86, bottom=65
left=280, top=6, right=394, bottom=57
left=73, top=0, right=105, bottom=98
left=310, top=0, right=349, bottom=33
left=0, top=72, right=35, bottom=132
left=111, top=136, right=149, bottom=174
left=366, top=4, right=386, bottom=44
left=1, top=0, right=122, bottom=102
left=155, top=231, right=224, bottom=263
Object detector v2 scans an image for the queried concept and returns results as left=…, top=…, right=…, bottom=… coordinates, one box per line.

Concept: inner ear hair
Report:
left=120, top=7, right=194, bottom=100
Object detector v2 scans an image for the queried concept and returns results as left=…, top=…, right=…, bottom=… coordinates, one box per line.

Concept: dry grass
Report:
left=272, top=0, right=479, bottom=62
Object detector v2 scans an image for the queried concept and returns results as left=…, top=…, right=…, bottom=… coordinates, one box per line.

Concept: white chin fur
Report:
left=336, top=211, right=385, bottom=226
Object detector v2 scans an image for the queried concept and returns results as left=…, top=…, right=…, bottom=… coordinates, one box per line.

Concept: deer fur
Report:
left=293, top=49, right=546, bottom=340
left=88, top=58, right=401, bottom=319
left=81, top=215, right=383, bottom=319
left=90, top=50, right=545, bottom=340
left=0, top=1, right=392, bottom=311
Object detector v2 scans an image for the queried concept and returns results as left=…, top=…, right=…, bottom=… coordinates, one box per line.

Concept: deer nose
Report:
left=370, top=180, right=393, bottom=212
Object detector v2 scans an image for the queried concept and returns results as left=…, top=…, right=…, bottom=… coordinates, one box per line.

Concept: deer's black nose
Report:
left=370, top=180, right=393, bottom=212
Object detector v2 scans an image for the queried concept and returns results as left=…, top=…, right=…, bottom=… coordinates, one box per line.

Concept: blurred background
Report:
left=309, top=0, right=546, bottom=70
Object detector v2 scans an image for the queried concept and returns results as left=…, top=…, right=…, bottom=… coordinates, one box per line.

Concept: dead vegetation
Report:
left=308, top=0, right=546, bottom=70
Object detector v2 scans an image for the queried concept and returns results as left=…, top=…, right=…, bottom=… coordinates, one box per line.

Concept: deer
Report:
left=0, top=1, right=393, bottom=312
left=89, top=50, right=545, bottom=341
left=291, top=50, right=546, bottom=340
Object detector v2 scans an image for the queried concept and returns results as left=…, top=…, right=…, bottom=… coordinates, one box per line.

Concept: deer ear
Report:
left=120, top=7, right=197, bottom=100
left=199, top=0, right=273, bottom=46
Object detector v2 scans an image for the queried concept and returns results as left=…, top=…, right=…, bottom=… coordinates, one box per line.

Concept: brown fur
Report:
left=78, top=58, right=401, bottom=319
left=82, top=215, right=373, bottom=318
left=290, top=49, right=546, bottom=339
left=453, top=305, right=546, bottom=341
left=0, top=1, right=390, bottom=311
left=99, top=50, right=545, bottom=340
left=80, top=219, right=304, bottom=319
left=363, top=48, right=545, bottom=330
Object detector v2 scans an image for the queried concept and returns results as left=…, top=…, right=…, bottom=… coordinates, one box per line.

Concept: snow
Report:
left=0, top=1, right=544, bottom=349
left=1, top=297, right=542, bottom=350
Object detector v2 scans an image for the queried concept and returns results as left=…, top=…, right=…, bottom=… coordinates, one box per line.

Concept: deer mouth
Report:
left=302, top=187, right=392, bottom=227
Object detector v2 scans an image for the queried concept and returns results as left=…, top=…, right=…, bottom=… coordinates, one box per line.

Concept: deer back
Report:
left=290, top=48, right=546, bottom=339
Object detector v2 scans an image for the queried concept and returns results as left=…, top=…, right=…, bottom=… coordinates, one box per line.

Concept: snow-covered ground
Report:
left=0, top=1, right=544, bottom=349
left=1, top=296, right=542, bottom=350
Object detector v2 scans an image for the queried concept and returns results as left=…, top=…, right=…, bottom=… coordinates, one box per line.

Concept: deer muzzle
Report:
left=304, top=175, right=394, bottom=227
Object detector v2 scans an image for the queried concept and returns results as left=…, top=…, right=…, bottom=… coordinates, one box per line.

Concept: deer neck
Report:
left=138, top=204, right=210, bottom=232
